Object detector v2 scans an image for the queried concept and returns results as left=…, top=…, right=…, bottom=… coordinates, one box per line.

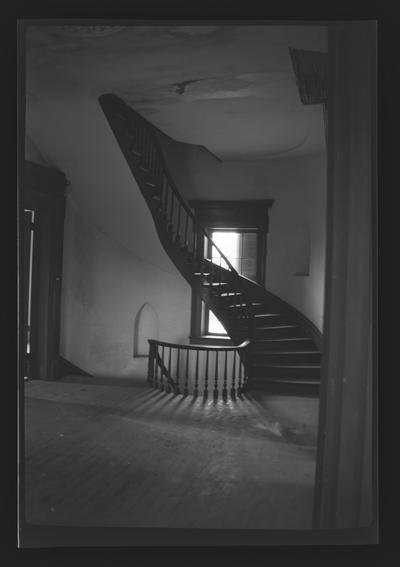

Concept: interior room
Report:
left=18, top=21, right=377, bottom=546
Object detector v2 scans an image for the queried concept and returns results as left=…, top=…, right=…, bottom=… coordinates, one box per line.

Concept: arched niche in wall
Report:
left=133, top=303, right=159, bottom=357
left=292, top=220, right=311, bottom=276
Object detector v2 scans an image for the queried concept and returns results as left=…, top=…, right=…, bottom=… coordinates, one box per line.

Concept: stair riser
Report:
left=252, top=352, right=321, bottom=364
left=225, top=303, right=270, bottom=315
left=253, top=339, right=315, bottom=351
left=253, top=314, right=288, bottom=325
left=252, top=366, right=321, bottom=378
left=225, top=312, right=288, bottom=325
left=249, top=380, right=320, bottom=396
left=254, top=326, right=304, bottom=339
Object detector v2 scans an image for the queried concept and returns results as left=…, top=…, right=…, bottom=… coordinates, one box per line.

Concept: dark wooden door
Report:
left=22, top=162, right=67, bottom=380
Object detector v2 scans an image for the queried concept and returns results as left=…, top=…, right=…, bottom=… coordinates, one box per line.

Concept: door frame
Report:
left=21, top=161, right=67, bottom=381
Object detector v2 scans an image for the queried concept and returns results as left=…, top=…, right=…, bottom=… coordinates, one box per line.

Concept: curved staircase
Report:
left=99, top=94, right=322, bottom=396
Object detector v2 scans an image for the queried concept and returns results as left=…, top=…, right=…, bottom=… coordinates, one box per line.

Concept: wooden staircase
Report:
left=99, top=94, right=322, bottom=396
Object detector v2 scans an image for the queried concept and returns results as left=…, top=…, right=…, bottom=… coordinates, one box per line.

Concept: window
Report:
left=189, top=200, right=274, bottom=344
left=206, top=230, right=259, bottom=335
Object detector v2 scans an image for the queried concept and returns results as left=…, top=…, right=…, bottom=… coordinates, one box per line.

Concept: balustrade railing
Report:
left=147, top=339, right=250, bottom=399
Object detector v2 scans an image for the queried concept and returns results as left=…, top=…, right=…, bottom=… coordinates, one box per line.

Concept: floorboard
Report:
left=24, top=377, right=317, bottom=530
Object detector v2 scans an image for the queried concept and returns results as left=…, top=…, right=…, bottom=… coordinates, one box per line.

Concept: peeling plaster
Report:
left=26, top=24, right=327, bottom=158
left=171, top=77, right=216, bottom=95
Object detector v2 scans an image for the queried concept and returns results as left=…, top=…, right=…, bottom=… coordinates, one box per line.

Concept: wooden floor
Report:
left=23, top=376, right=318, bottom=531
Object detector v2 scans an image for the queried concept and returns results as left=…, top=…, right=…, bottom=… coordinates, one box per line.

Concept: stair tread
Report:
left=228, top=302, right=264, bottom=307
left=252, top=376, right=320, bottom=382
left=254, top=313, right=282, bottom=317
left=251, top=378, right=320, bottom=386
left=254, top=337, right=312, bottom=343
left=254, top=350, right=320, bottom=355
left=220, top=292, right=243, bottom=297
left=253, top=363, right=321, bottom=368
left=255, top=324, right=299, bottom=330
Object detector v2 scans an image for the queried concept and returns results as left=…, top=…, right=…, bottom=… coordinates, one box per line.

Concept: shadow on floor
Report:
left=58, top=375, right=148, bottom=388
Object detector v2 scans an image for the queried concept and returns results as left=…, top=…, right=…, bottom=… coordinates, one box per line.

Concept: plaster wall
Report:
left=25, top=98, right=192, bottom=378
left=59, top=197, right=191, bottom=377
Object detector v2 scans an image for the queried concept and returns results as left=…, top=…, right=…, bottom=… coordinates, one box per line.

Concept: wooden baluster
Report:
left=238, top=354, right=243, bottom=394
left=231, top=351, right=237, bottom=398
left=145, top=131, right=152, bottom=171
left=194, top=350, right=199, bottom=397
left=163, top=179, right=169, bottom=223
left=184, top=349, right=189, bottom=396
left=167, top=347, right=172, bottom=393
left=153, top=344, right=158, bottom=389
left=159, top=175, right=165, bottom=214
left=204, top=350, right=209, bottom=398
left=149, top=140, right=154, bottom=176
left=137, top=119, right=143, bottom=154
left=169, top=193, right=174, bottom=235
left=147, top=341, right=155, bottom=387
left=243, top=344, right=250, bottom=392
left=213, top=350, right=219, bottom=399
left=142, top=130, right=148, bottom=170
left=156, top=154, right=162, bottom=188
left=175, top=347, right=180, bottom=394
left=222, top=350, right=228, bottom=399
left=151, top=142, right=158, bottom=181
left=151, top=146, right=158, bottom=182
left=132, top=119, right=139, bottom=155
left=146, top=131, right=152, bottom=171
left=176, top=203, right=181, bottom=244
left=127, top=121, right=135, bottom=155
left=192, top=219, right=197, bottom=258
left=160, top=346, right=165, bottom=391
left=184, top=212, right=189, bottom=250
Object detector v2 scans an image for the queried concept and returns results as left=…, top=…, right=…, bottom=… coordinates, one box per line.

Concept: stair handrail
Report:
left=99, top=93, right=257, bottom=338
left=148, top=338, right=250, bottom=351
left=107, top=98, right=241, bottom=275
left=147, top=338, right=250, bottom=397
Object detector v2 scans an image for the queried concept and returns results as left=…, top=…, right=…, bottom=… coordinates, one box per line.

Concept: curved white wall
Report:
left=60, top=197, right=190, bottom=377
left=25, top=96, right=192, bottom=378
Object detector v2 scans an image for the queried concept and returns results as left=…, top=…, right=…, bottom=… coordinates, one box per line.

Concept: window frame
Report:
left=188, top=199, right=273, bottom=345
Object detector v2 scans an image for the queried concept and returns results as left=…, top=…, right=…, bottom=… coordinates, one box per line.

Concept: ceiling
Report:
left=25, top=24, right=327, bottom=160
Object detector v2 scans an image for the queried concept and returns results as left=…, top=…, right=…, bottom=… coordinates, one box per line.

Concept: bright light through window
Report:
left=208, top=231, right=239, bottom=334
left=211, top=231, right=240, bottom=271
left=208, top=311, right=226, bottom=334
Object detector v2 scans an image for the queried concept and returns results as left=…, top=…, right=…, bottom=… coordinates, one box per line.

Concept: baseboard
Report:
left=58, top=357, right=92, bottom=378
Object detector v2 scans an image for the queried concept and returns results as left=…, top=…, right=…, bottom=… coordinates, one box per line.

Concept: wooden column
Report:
left=313, top=22, right=377, bottom=533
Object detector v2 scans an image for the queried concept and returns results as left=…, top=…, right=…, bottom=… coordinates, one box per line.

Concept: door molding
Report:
left=22, top=161, right=67, bottom=380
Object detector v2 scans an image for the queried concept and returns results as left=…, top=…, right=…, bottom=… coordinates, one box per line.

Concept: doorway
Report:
left=21, top=161, right=67, bottom=380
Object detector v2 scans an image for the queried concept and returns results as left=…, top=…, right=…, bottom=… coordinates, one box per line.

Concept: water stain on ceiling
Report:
left=25, top=24, right=327, bottom=159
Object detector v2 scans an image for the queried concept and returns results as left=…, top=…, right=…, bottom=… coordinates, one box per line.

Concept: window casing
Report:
left=188, top=200, right=273, bottom=344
